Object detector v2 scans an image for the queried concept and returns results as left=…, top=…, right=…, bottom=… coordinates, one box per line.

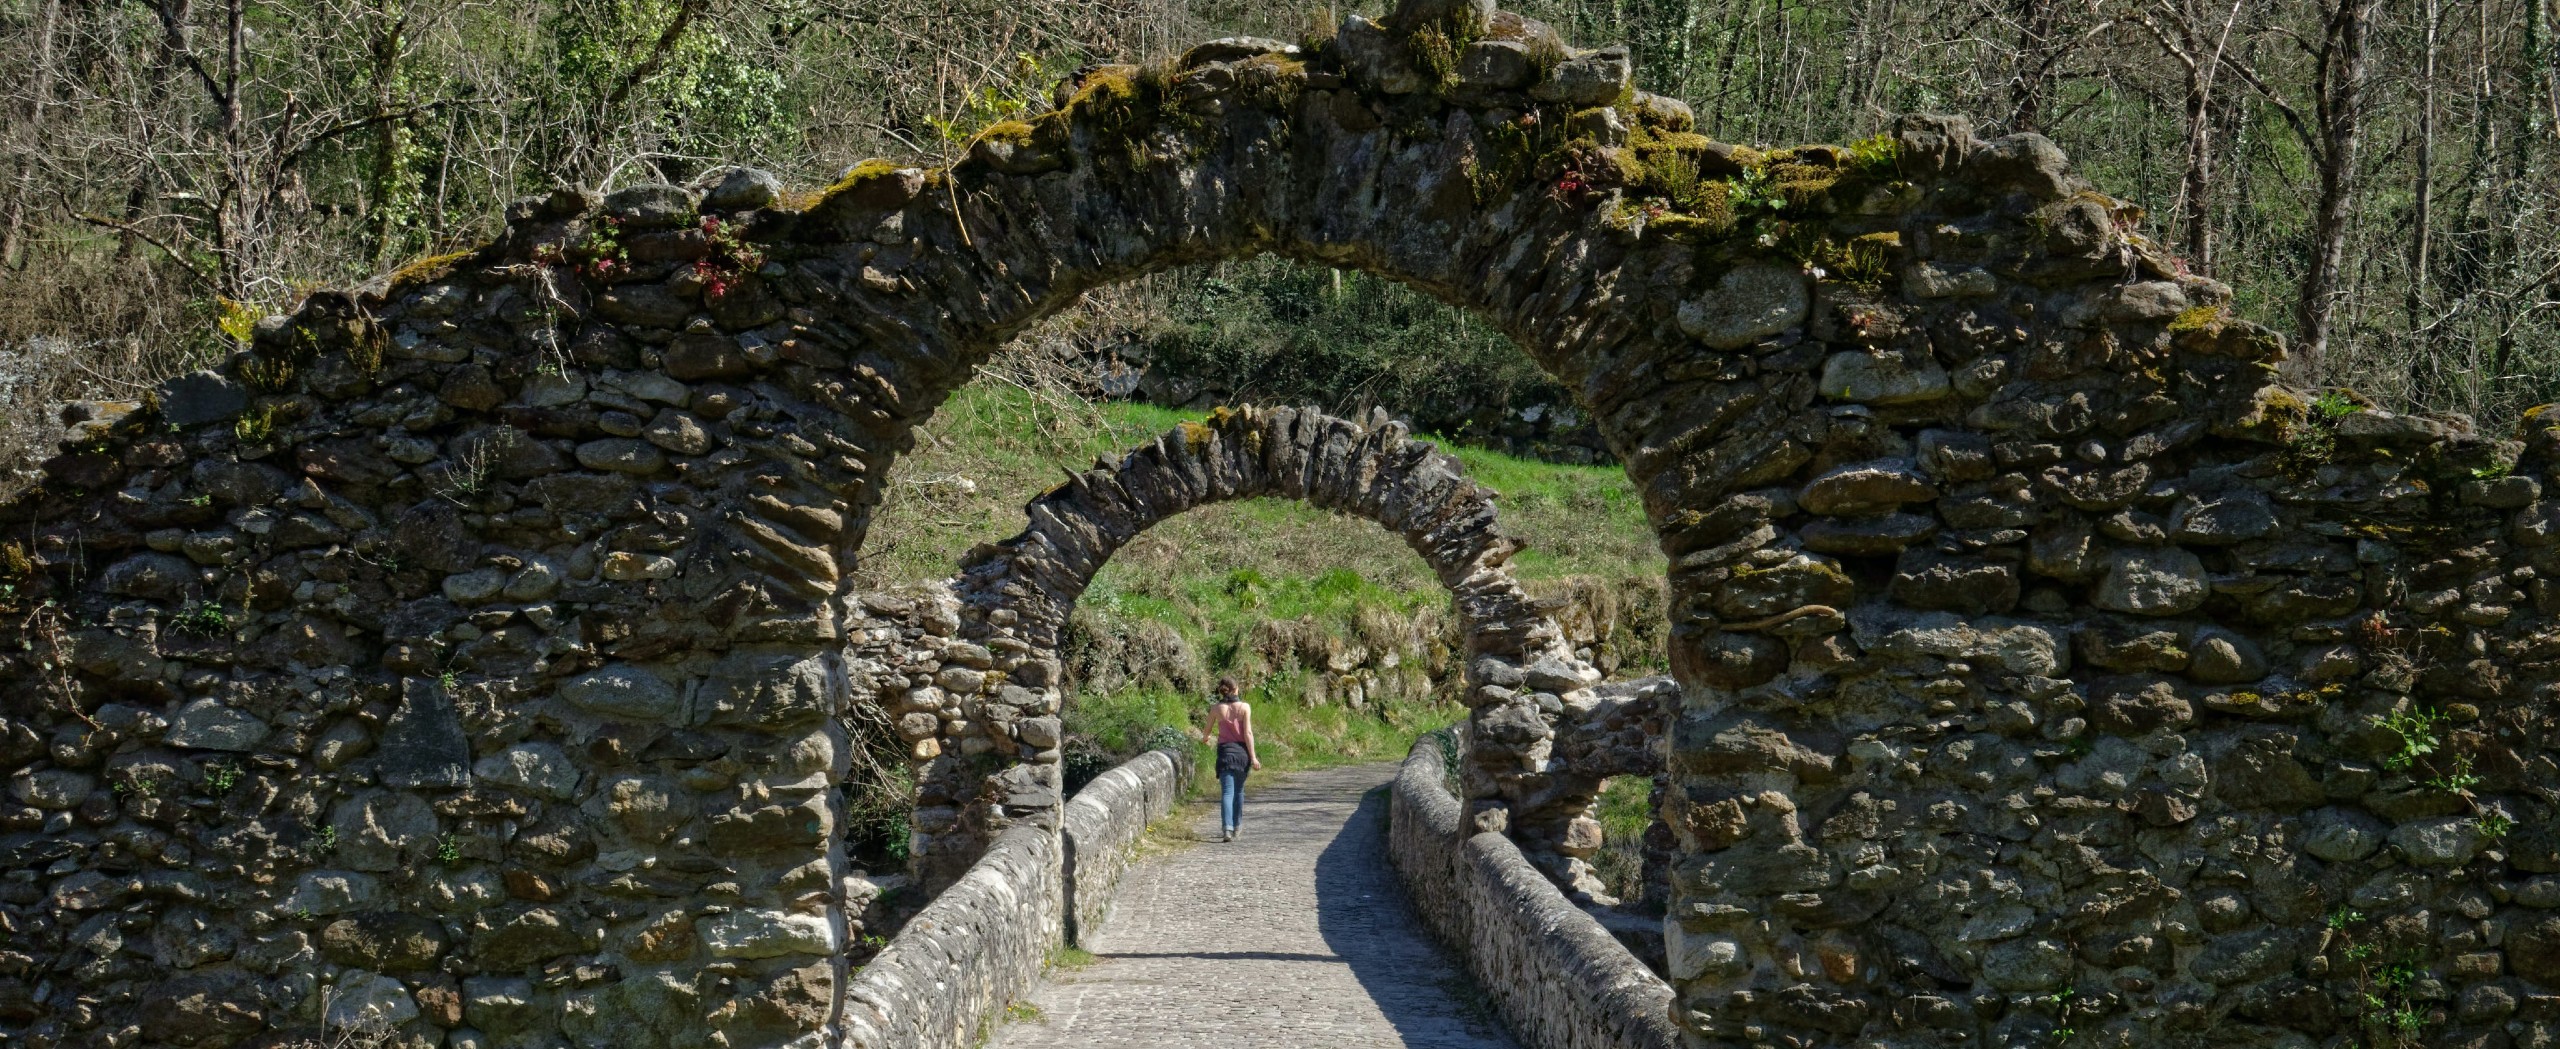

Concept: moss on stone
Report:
left=1769, top=162, right=1841, bottom=208
left=978, top=120, right=1038, bottom=146
left=1601, top=143, right=1648, bottom=186
left=1623, top=128, right=1749, bottom=230
left=1067, top=65, right=1144, bottom=110
left=1062, top=62, right=1185, bottom=162
left=1647, top=211, right=1734, bottom=240
left=1627, top=130, right=1717, bottom=188
left=841, top=158, right=908, bottom=185
left=1396, top=0, right=1486, bottom=85
left=1178, top=419, right=1216, bottom=454
left=386, top=250, right=478, bottom=292
left=2169, top=303, right=2228, bottom=334
left=804, top=158, right=931, bottom=214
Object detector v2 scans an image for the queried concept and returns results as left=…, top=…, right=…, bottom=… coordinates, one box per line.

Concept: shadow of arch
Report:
left=909, top=405, right=1613, bottom=894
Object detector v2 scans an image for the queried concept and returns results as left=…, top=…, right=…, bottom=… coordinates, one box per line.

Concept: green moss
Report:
left=2168, top=304, right=2228, bottom=334
left=1062, top=63, right=1184, bottom=158
left=1064, top=65, right=1145, bottom=118
left=1625, top=130, right=1742, bottom=228
left=1768, top=162, right=1841, bottom=208
left=1646, top=211, right=1732, bottom=240
left=803, top=158, right=932, bottom=213
left=1398, top=0, right=1486, bottom=79
left=1469, top=118, right=1550, bottom=204
left=1601, top=142, right=1648, bottom=186
left=1636, top=131, right=1715, bottom=157
left=237, top=353, right=296, bottom=394
left=978, top=119, right=1037, bottom=145
left=386, top=249, right=477, bottom=291
left=838, top=159, right=908, bottom=188
left=1177, top=419, right=1216, bottom=453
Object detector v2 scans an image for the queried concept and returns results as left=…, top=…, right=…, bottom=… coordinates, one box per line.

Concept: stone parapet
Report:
left=1061, top=747, right=1194, bottom=945
left=838, top=821, right=1058, bottom=1049
left=838, top=745, right=1188, bottom=1048
left=1390, top=734, right=1680, bottom=1049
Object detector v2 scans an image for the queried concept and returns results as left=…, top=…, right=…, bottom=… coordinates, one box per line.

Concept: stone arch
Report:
left=901, top=404, right=1609, bottom=892
left=11, top=0, right=2491, bottom=1044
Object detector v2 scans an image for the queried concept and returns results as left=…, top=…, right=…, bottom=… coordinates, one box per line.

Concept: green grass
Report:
left=1594, top=776, right=1651, bottom=841
left=1590, top=775, right=1653, bottom=904
left=1066, top=680, right=1470, bottom=776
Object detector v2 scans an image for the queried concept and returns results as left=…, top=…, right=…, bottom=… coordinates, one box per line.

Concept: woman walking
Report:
left=1202, top=677, right=1261, bottom=842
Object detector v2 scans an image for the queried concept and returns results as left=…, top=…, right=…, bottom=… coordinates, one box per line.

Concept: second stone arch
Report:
left=877, top=405, right=1646, bottom=895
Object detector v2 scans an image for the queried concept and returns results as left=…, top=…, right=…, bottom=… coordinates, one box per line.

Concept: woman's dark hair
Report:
left=1216, top=676, right=1239, bottom=696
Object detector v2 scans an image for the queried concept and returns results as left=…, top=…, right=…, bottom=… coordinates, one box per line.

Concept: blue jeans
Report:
left=1219, top=770, right=1246, bottom=832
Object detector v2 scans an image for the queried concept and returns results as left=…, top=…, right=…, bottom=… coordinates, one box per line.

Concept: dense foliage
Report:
left=0, top=0, right=2553, bottom=483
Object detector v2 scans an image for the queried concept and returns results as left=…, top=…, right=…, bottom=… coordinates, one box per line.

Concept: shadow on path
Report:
left=1312, top=778, right=1511, bottom=1045
left=982, top=763, right=1515, bottom=1049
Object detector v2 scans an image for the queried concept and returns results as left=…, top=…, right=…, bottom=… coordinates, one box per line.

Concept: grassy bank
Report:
left=1064, top=680, right=1469, bottom=788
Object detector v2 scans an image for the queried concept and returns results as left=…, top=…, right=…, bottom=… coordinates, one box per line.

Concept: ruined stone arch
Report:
left=19, top=0, right=2540, bottom=1046
left=900, top=404, right=1611, bottom=891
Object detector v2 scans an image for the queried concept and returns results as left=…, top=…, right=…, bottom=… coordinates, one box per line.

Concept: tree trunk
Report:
left=2180, top=53, right=2214, bottom=272
left=2406, top=0, right=2438, bottom=336
left=2297, top=0, right=2374, bottom=374
left=2008, top=0, right=2065, bottom=132
left=365, top=3, right=409, bottom=265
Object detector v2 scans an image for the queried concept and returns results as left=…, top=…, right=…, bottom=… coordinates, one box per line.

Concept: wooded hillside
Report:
left=1, top=0, right=2553, bottom=481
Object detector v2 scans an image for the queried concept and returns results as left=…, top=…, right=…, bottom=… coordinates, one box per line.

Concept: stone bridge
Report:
left=900, top=404, right=1628, bottom=896
left=4, top=0, right=2558, bottom=1045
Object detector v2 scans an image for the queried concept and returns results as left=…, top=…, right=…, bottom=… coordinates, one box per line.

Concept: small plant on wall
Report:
left=693, top=214, right=765, bottom=299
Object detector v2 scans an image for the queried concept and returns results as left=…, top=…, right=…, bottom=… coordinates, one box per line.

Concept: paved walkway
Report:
left=985, top=763, right=1519, bottom=1048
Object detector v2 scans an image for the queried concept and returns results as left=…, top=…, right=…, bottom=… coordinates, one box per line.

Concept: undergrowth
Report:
left=1590, top=776, right=1653, bottom=904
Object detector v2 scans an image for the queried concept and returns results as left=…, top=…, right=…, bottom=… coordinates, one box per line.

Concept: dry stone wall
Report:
left=2, top=0, right=2556, bottom=1044
left=1060, top=748, right=1191, bottom=945
left=1555, top=675, right=1676, bottom=909
left=836, top=746, right=1187, bottom=1049
left=1390, top=732, right=1681, bottom=1049
left=837, top=823, right=1057, bottom=1049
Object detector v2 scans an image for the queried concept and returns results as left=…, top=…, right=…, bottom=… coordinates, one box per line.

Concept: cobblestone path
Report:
left=984, top=762, right=1519, bottom=1048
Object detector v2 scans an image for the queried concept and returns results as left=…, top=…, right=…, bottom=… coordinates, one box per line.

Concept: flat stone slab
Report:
left=985, top=763, right=1518, bottom=1049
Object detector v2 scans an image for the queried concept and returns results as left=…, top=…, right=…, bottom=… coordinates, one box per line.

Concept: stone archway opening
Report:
left=2, top=0, right=2354, bottom=1041
left=877, top=405, right=1640, bottom=895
